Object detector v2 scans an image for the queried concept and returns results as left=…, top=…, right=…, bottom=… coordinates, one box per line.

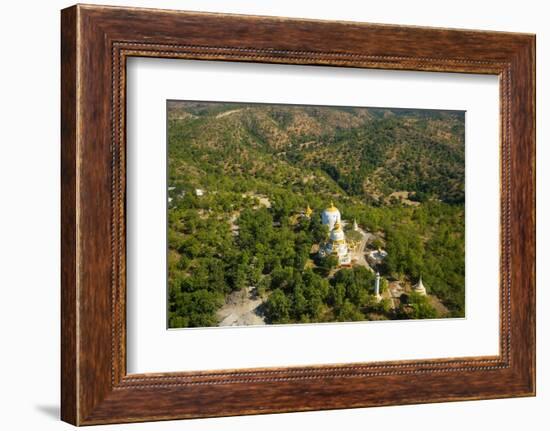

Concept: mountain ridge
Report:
left=168, top=101, right=465, bottom=204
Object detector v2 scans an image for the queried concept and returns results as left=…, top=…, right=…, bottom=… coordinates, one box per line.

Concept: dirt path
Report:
left=349, top=225, right=374, bottom=271
left=216, top=108, right=244, bottom=119
left=216, top=287, right=267, bottom=327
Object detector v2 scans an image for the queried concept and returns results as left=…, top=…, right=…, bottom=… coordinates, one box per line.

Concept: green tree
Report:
left=330, top=283, right=346, bottom=310
left=319, top=255, right=338, bottom=273
left=337, top=300, right=364, bottom=321
left=291, top=285, right=308, bottom=320
left=265, top=289, right=291, bottom=323
left=408, top=292, right=438, bottom=319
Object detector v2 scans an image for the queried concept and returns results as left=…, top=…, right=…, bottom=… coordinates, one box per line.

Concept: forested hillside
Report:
left=167, top=101, right=465, bottom=328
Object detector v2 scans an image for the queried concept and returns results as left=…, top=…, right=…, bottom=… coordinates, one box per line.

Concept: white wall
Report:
left=0, top=0, right=546, bottom=430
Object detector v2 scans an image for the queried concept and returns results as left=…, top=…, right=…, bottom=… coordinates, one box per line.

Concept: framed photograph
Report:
left=61, top=4, right=535, bottom=425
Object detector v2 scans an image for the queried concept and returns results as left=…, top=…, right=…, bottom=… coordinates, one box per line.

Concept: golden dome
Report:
left=325, top=201, right=339, bottom=213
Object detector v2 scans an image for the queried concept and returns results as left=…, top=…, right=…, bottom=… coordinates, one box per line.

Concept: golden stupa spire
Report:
left=305, top=204, right=313, bottom=217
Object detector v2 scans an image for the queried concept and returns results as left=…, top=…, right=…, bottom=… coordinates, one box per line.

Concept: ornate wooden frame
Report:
left=61, top=4, right=536, bottom=426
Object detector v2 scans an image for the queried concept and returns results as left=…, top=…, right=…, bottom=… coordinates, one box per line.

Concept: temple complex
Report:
left=319, top=202, right=352, bottom=266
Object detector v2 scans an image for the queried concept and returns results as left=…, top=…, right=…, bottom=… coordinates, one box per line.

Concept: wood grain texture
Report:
left=60, top=4, right=536, bottom=425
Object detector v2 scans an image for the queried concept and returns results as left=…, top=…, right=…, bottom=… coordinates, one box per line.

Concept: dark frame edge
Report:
left=61, top=4, right=79, bottom=426
left=524, top=34, right=536, bottom=398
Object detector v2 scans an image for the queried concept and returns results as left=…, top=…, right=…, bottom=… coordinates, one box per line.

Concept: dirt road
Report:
left=217, top=287, right=266, bottom=327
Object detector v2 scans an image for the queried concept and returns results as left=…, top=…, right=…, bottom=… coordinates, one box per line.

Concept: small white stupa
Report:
left=413, top=276, right=427, bottom=296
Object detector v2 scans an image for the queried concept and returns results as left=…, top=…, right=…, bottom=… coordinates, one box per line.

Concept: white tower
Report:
left=374, top=272, right=381, bottom=301
left=353, top=218, right=359, bottom=231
